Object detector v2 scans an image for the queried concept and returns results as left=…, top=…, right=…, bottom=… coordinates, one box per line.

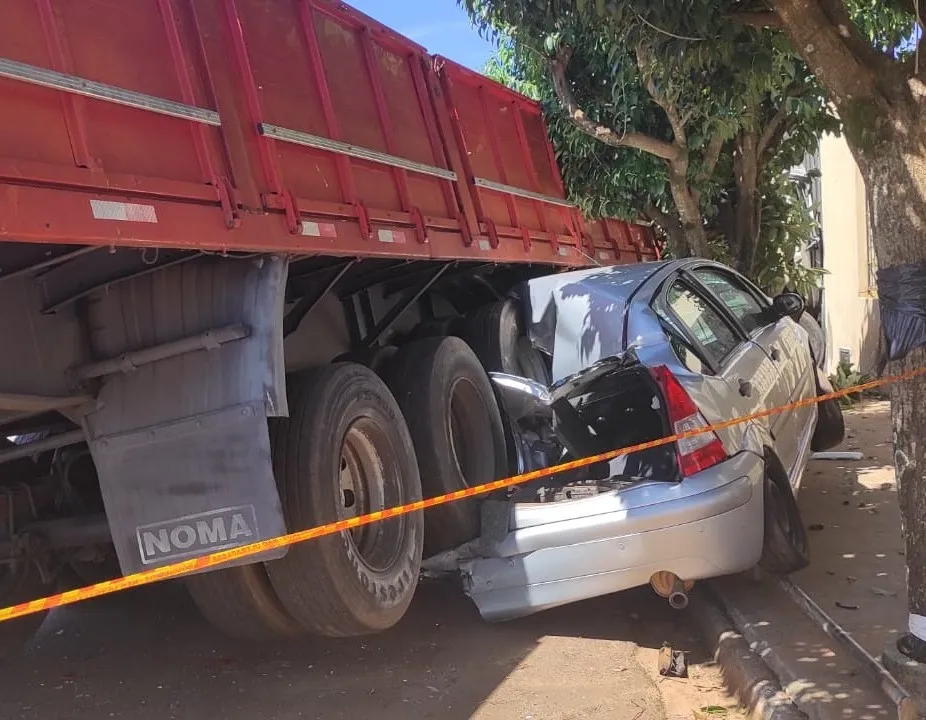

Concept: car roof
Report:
left=520, top=258, right=741, bottom=382
left=519, top=261, right=670, bottom=374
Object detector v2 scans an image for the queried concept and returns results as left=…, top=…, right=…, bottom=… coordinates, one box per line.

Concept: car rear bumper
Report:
left=460, top=451, right=766, bottom=621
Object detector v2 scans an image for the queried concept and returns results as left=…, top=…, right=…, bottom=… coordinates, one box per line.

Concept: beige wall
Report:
left=819, top=133, right=880, bottom=375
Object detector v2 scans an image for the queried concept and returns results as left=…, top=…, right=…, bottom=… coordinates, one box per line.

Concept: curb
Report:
left=776, top=576, right=918, bottom=720
left=689, top=589, right=806, bottom=720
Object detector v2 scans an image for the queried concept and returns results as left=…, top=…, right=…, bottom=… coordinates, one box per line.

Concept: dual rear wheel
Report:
left=188, top=335, right=509, bottom=640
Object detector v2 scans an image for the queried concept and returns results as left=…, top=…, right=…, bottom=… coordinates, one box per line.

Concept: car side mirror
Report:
left=773, top=292, right=805, bottom=322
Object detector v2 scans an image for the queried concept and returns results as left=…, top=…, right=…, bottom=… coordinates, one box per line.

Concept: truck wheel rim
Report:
left=338, top=419, right=402, bottom=572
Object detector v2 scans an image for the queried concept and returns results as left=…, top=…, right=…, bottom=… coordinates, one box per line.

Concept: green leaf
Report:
left=469, top=0, right=842, bottom=285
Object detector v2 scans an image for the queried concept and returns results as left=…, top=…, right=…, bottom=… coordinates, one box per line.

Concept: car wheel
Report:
left=186, top=562, right=304, bottom=641
left=811, top=368, right=846, bottom=451
left=383, top=337, right=508, bottom=555
left=798, top=313, right=826, bottom=370
left=0, top=562, right=48, bottom=661
left=759, top=456, right=809, bottom=575
left=811, top=397, right=846, bottom=452
left=265, top=363, right=423, bottom=637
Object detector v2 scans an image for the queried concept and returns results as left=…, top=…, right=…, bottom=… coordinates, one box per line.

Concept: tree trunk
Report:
left=645, top=204, right=690, bottom=258
left=733, top=131, right=761, bottom=277
left=860, top=117, right=926, bottom=657
left=667, top=167, right=708, bottom=257
left=768, top=0, right=926, bottom=664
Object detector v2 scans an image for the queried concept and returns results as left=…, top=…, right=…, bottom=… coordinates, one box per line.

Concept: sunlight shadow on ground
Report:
left=0, top=576, right=728, bottom=720
left=794, top=401, right=906, bottom=658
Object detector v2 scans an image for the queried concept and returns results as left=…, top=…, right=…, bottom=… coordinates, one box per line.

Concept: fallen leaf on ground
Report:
left=693, top=707, right=729, bottom=719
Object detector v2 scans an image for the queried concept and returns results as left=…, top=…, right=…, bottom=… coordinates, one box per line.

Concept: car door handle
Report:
left=738, top=378, right=753, bottom=397
left=770, top=347, right=781, bottom=362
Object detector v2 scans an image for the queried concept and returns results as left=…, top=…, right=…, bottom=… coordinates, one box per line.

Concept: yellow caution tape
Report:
left=0, top=366, right=920, bottom=623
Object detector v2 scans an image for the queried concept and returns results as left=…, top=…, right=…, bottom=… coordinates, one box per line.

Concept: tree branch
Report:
left=549, top=45, right=679, bottom=161
left=769, top=0, right=897, bottom=111
left=635, top=44, right=688, bottom=148
left=757, top=90, right=799, bottom=161
left=816, top=0, right=904, bottom=83
left=696, top=132, right=726, bottom=186
left=645, top=203, right=687, bottom=256
left=760, top=115, right=799, bottom=171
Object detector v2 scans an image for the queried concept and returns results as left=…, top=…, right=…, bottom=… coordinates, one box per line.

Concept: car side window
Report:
left=665, top=281, right=740, bottom=368
left=692, top=268, right=769, bottom=335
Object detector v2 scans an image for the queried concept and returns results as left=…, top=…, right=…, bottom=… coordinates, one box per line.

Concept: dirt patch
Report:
left=793, top=400, right=907, bottom=658
left=5, top=579, right=742, bottom=720
left=638, top=643, right=746, bottom=720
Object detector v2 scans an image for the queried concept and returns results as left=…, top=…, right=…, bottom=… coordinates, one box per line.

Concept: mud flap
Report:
left=82, top=255, right=289, bottom=576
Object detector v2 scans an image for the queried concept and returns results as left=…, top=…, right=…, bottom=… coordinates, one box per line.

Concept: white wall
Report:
left=819, top=133, right=880, bottom=375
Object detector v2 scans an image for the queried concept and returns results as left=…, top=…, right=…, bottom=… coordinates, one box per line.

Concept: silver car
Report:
left=427, top=259, right=845, bottom=621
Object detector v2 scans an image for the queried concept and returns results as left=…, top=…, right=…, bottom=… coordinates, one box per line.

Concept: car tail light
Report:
left=649, top=365, right=728, bottom=477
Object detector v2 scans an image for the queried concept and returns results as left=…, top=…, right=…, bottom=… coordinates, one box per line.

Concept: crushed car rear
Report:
left=423, top=264, right=770, bottom=621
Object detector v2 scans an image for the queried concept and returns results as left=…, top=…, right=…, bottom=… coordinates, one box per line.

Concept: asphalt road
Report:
left=1, top=577, right=735, bottom=720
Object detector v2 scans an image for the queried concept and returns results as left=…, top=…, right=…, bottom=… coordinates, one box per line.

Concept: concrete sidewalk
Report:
left=695, top=401, right=916, bottom=720
left=792, top=401, right=906, bottom=660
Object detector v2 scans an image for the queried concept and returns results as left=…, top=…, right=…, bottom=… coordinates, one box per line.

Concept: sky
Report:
left=348, top=0, right=497, bottom=71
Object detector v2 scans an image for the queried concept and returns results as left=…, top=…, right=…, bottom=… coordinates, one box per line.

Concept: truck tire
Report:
left=759, top=455, right=809, bottom=575
left=461, top=299, right=551, bottom=384
left=333, top=345, right=398, bottom=374
left=185, top=563, right=303, bottom=641
left=0, top=562, right=48, bottom=661
left=383, top=337, right=508, bottom=555
left=185, top=417, right=305, bottom=641
left=266, top=363, right=423, bottom=637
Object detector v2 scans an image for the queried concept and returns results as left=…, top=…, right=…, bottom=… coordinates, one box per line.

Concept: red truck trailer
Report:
left=0, top=0, right=657, bottom=650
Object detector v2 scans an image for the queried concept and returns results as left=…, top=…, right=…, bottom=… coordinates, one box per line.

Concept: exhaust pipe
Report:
left=650, top=571, right=692, bottom=610
left=668, top=584, right=689, bottom=610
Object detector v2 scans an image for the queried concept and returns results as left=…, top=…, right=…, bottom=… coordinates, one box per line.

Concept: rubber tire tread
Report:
left=266, top=363, right=423, bottom=637
left=383, top=337, right=508, bottom=555
left=759, top=456, right=810, bottom=575
left=461, top=299, right=550, bottom=383
left=798, top=313, right=826, bottom=370
left=186, top=562, right=304, bottom=641
left=333, top=345, right=398, bottom=375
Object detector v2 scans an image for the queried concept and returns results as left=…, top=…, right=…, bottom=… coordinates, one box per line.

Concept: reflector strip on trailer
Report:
left=257, top=123, right=458, bottom=181
left=377, top=229, right=406, bottom=244
left=0, top=57, right=222, bottom=126
left=90, top=200, right=158, bottom=223
left=300, top=221, right=337, bottom=238
left=472, top=176, right=576, bottom=208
